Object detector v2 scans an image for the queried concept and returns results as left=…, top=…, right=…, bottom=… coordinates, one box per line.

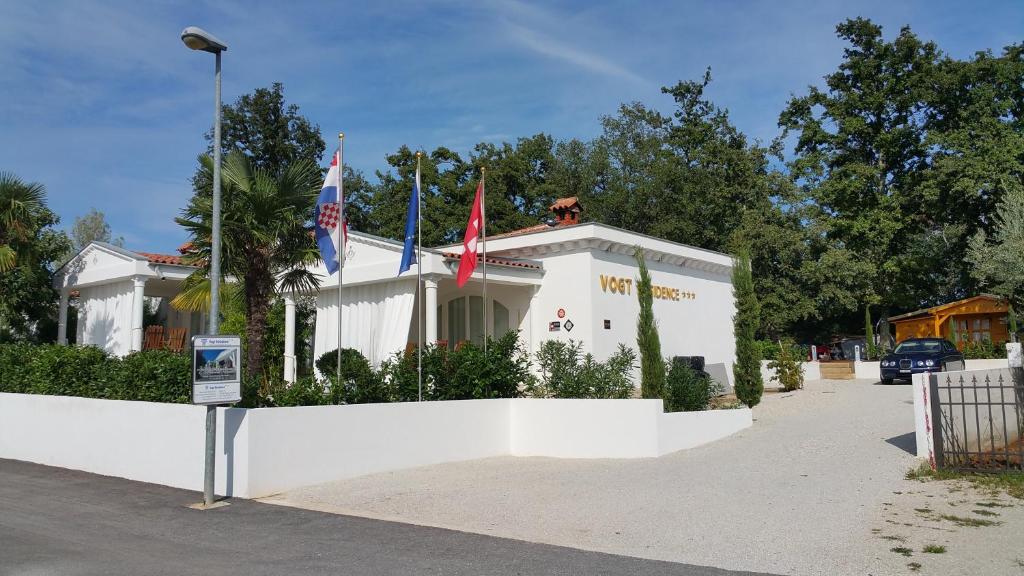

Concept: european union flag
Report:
left=398, top=165, right=419, bottom=275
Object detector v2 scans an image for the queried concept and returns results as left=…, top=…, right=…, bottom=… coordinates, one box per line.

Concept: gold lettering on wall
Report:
left=598, top=275, right=695, bottom=301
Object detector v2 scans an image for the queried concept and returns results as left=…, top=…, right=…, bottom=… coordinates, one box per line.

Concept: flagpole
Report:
left=337, top=133, right=344, bottom=388
left=481, top=167, right=487, bottom=355
left=416, top=152, right=423, bottom=402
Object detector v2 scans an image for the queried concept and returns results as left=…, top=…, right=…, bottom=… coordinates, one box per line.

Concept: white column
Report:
left=424, top=277, right=439, bottom=344
left=57, top=291, right=70, bottom=345
left=131, top=276, right=146, bottom=352
left=283, top=293, right=297, bottom=383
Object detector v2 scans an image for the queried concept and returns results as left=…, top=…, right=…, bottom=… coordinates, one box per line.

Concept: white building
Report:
left=55, top=198, right=737, bottom=386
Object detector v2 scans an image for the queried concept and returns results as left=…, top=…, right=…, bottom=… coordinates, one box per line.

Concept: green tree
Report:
left=193, top=83, right=326, bottom=195
left=966, top=180, right=1024, bottom=312
left=634, top=247, right=664, bottom=399
left=174, top=151, right=323, bottom=380
left=69, top=208, right=123, bottom=254
left=0, top=172, right=47, bottom=272
left=864, top=307, right=876, bottom=359
left=732, top=249, right=763, bottom=407
left=779, top=18, right=943, bottom=320
left=0, top=173, right=71, bottom=341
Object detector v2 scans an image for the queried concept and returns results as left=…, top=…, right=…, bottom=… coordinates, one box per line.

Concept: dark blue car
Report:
left=880, top=338, right=965, bottom=384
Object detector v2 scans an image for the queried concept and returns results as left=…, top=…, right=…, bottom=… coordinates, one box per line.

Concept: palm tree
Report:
left=173, top=150, right=323, bottom=380
left=0, top=172, right=47, bottom=272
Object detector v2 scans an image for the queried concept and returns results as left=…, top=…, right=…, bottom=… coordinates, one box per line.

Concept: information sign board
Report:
left=191, top=335, right=242, bottom=405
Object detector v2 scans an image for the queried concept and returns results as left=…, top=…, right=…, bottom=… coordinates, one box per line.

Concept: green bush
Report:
left=530, top=340, right=636, bottom=399
left=961, top=339, right=1007, bottom=360
left=766, top=339, right=804, bottom=392
left=0, top=344, right=191, bottom=403
left=115, top=350, right=191, bottom=403
left=316, top=348, right=389, bottom=404
left=755, top=339, right=809, bottom=361
left=262, top=376, right=331, bottom=407
left=663, top=359, right=724, bottom=412
left=379, top=332, right=532, bottom=402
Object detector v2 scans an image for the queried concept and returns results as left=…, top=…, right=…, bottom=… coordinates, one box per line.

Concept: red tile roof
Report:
left=137, top=252, right=190, bottom=266
left=441, top=252, right=542, bottom=270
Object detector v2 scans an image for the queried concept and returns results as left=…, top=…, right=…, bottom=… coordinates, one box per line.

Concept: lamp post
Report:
left=181, top=26, right=227, bottom=509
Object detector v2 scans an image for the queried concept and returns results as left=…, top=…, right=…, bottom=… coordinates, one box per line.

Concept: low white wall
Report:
left=912, top=366, right=1022, bottom=467
left=0, top=393, right=247, bottom=496
left=966, top=358, right=1009, bottom=371
left=0, top=394, right=752, bottom=498
left=855, top=361, right=880, bottom=380
left=761, top=360, right=821, bottom=387
left=511, top=399, right=661, bottom=458
left=658, top=408, right=752, bottom=454
left=861, top=359, right=1008, bottom=382
left=245, top=399, right=509, bottom=497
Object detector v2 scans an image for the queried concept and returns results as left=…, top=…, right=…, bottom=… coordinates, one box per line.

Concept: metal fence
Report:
left=930, top=369, right=1024, bottom=471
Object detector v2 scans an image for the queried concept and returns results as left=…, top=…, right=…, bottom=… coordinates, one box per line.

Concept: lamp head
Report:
left=181, top=26, right=227, bottom=53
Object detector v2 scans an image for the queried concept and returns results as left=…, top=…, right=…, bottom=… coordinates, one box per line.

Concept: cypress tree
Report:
left=732, top=249, right=763, bottom=407
left=634, top=247, right=665, bottom=399
left=864, top=306, right=875, bottom=360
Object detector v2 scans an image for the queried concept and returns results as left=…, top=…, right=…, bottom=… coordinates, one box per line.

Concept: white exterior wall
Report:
left=1, top=394, right=751, bottom=498
left=526, top=250, right=596, bottom=353
left=586, top=249, right=735, bottom=372
left=76, top=280, right=135, bottom=356
left=522, top=247, right=735, bottom=385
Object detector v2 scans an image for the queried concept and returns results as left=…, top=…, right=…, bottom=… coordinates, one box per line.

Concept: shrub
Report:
left=961, top=339, right=1007, bottom=360
left=378, top=332, right=532, bottom=402
left=316, top=348, right=389, bottom=404
left=531, top=340, right=636, bottom=399
left=663, top=359, right=724, bottom=412
left=0, top=344, right=191, bottom=403
left=23, top=344, right=114, bottom=398
left=755, top=339, right=808, bottom=361
left=114, top=350, right=191, bottom=403
left=767, top=339, right=804, bottom=392
left=262, top=376, right=331, bottom=407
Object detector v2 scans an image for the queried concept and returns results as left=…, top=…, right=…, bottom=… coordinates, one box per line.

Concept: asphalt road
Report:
left=0, top=459, right=774, bottom=576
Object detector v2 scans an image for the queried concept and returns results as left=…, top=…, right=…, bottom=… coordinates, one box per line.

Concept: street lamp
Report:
left=182, top=26, right=227, bottom=509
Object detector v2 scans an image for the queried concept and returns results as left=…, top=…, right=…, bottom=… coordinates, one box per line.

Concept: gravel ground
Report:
left=264, top=379, right=965, bottom=575
left=870, top=472, right=1024, bottom=575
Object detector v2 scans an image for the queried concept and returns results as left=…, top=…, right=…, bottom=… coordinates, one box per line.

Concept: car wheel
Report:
left=882, top=378, right=893, bottom=385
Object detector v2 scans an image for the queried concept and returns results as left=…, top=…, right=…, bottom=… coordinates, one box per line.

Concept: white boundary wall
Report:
left=0, top=393, right=751, bottom=498
left=859, top=359, right=1008, bottom=381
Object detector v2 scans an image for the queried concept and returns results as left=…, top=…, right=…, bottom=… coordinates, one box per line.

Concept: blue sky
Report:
left=1, top=1, right=1021, bottom=254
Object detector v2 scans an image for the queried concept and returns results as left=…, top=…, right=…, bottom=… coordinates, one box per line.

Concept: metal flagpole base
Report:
left=188, top=500, right=230, bottom=510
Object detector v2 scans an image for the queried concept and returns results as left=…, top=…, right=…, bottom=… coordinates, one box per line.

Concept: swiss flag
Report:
left=456, top=180, right=484, bottom=287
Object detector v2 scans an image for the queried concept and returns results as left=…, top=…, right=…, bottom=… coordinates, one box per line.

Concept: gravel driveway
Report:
left=265, top=379, right=924, bottom=575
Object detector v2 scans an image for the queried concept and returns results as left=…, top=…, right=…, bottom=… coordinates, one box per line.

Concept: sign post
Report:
left=191, top=334, right=241, bottom=508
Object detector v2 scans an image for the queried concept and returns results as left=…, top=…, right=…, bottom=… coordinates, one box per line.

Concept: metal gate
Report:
left=929, top=369, right=1024, bottom=471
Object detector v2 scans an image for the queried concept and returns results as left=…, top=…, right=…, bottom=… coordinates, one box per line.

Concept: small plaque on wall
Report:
left=604, top=319, right=611, bottom=329
left=549, top=321, right=561, bottom=332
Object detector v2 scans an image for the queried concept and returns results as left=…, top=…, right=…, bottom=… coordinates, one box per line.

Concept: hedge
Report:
left=0, top=344, right=191, bottom=403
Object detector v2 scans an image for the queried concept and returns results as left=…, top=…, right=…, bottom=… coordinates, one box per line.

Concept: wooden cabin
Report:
left=888, top=295, right=1010, bottom=349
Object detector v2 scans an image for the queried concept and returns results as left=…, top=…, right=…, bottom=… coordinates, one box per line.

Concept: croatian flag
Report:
left=315, top=150, right=346, bottom=274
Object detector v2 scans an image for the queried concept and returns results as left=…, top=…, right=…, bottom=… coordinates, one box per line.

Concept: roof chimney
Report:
left=549, top=197, right=582, bottom=225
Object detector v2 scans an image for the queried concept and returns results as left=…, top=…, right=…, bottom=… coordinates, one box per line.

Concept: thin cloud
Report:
left=486, top=0, right=649, bottom=85
left=504, top=22, right=649, bottom=85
